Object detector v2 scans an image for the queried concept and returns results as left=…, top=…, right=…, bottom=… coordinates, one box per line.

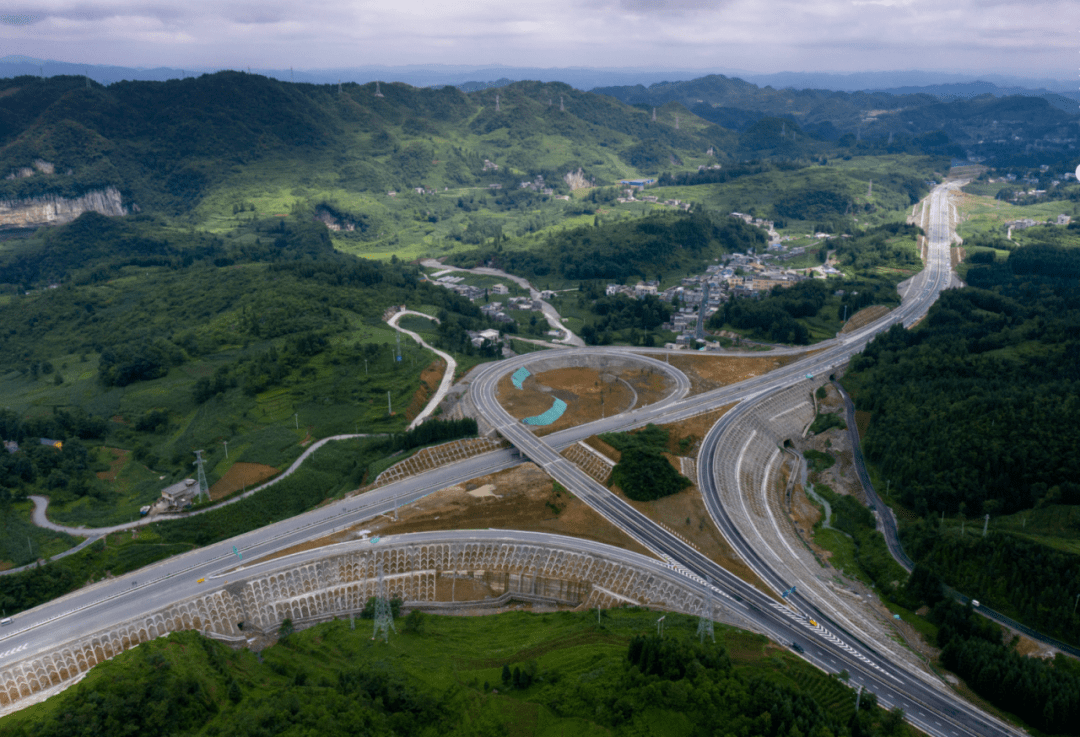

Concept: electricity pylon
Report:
left=372, top=563, right=396, bottom=643
left=697, top=578, right=715, bottom=644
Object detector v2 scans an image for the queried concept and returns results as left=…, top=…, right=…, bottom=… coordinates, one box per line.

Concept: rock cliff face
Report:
left=0, top=187, right=126, bottom=228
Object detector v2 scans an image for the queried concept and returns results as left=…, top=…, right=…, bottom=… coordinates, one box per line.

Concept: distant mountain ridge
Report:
left=1, top=56, right=1070, bottom=94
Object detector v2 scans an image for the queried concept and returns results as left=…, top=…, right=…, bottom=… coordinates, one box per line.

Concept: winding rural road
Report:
left=387, top=309, right=458, bottom=430
left=420, top=258, right=585, bottom=346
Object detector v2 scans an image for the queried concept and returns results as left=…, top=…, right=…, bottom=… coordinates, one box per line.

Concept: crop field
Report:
left=956, top=191, right=1079, bottom=240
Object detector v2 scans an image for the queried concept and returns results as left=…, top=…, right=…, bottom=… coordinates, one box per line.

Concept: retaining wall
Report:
left=0, top=533, right=757, bottom=712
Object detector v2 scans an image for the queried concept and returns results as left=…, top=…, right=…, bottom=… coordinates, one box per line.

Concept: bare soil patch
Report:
left=253, top=463, right=656, bottom=566
left=96, top=447, right=131, bottom=482
left=405, top=359, right=446, bottom=422
left=654, top=404, right=735, bottom=456
left=790, top=483, right=824, bottom=553
left=796, top=383, right=861, bottom=501
left=841, top=305, right=890, bottom=334
left=660, top=353, right=810, bottom=396
left=604, top=478, right=776, bottom=597
left=497, top=366, right=668, bottom=436
left=208, top=462, right=279, bottom=501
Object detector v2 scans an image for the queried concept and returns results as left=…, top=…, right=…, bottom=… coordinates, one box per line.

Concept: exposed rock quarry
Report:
left=0, top=187, right=126, bottom=228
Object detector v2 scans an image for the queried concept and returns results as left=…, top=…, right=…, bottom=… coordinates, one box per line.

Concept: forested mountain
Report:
left=0, top=72, right=735, bottom=216
left=595, top=74, right=1080, bottom=166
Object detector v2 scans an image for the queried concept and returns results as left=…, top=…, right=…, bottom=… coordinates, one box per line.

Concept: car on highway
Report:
left=809, top=618, right=818, bottom=627
left=791, top=641, right=804, bottom=654
left=197, top=578, right=205, bottom=584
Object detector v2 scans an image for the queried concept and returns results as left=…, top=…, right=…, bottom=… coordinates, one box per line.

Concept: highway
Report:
left=0, top=183, right=1017, bottom=735
left=0, top=448, right=519, bottom=686
left=463, top=182, right=1021, bottom=737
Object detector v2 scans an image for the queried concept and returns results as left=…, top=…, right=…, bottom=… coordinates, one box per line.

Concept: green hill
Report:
left=594, top=74, right=1080, bottom=163
left=0, top=73, right=732, bottom=216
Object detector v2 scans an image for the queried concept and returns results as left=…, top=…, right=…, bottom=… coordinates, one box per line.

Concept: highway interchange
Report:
left=0, top=182, right=1022, bottom=736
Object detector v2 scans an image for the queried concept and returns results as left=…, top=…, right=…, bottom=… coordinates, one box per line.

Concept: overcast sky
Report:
left=0, top=0, right=1075, bottom=79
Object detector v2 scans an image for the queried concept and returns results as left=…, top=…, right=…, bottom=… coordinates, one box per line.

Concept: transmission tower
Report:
left=374, top=80, right=384, bottom=97
left=652, top=107, right=656, bottom=122
left=495, top=94, right=500, bottom=112
left=193, top=450, right=209, bottom=503
left=697, top=578, right=715, bottom=643
left=372, top=562, right=397, bottom=642
left=675, top=115, right=679, bottom=130
left=559, top=95, right=564, bottom=112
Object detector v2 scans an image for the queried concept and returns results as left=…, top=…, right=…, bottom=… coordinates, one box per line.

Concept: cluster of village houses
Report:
left=429, top=211, right=843, bottom=349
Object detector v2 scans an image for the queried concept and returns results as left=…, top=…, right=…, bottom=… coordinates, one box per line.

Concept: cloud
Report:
left=0, top=0, right=1074, bottom=77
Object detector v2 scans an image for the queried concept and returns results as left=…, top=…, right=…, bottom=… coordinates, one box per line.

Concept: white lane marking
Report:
left=0, top=643, right=27, bottom=659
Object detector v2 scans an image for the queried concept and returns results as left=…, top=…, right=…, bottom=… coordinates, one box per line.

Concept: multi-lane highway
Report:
left=464, top=182, right=1020, bottom=737
left=1, top=183, right=1015, bottom=735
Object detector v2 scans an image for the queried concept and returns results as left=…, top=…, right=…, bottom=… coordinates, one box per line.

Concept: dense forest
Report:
left=845, top=243, right=1080, bottom=515
left=811, top=479, right=1080, bottom=733
left=602, top=425, right=692, bottom=501
left=0, top=613, right=911, bottom=737
left=836, top=240, right=1080, bottom=726
left=448, top=209, right=767, bottom=285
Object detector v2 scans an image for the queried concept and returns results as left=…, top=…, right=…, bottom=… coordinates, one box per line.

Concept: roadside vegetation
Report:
left=0, top=419, right=477, bottom=616
left=0, top=609, right=913, bottom=737
left=601, top=425, right=692, bottom=501
left=833, top=238, right=1080, bottom=732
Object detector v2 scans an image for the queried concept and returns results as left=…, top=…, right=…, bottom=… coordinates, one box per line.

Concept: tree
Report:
left=404, top=609, right=425, bottom=635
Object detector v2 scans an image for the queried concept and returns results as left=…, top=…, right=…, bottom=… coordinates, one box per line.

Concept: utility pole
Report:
left=1074, top=592, right=1079, bottom=614
left=223, top=440, right=228, bottom=459
left=294, top=412, right=299, bottom=429
left=387, top=391, right=392, bottom=416
left=855, top=685, right=864, bottom=711
left=983, top=513, right=990, bottom=537
left=656, top=615, right=665, bottom=638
